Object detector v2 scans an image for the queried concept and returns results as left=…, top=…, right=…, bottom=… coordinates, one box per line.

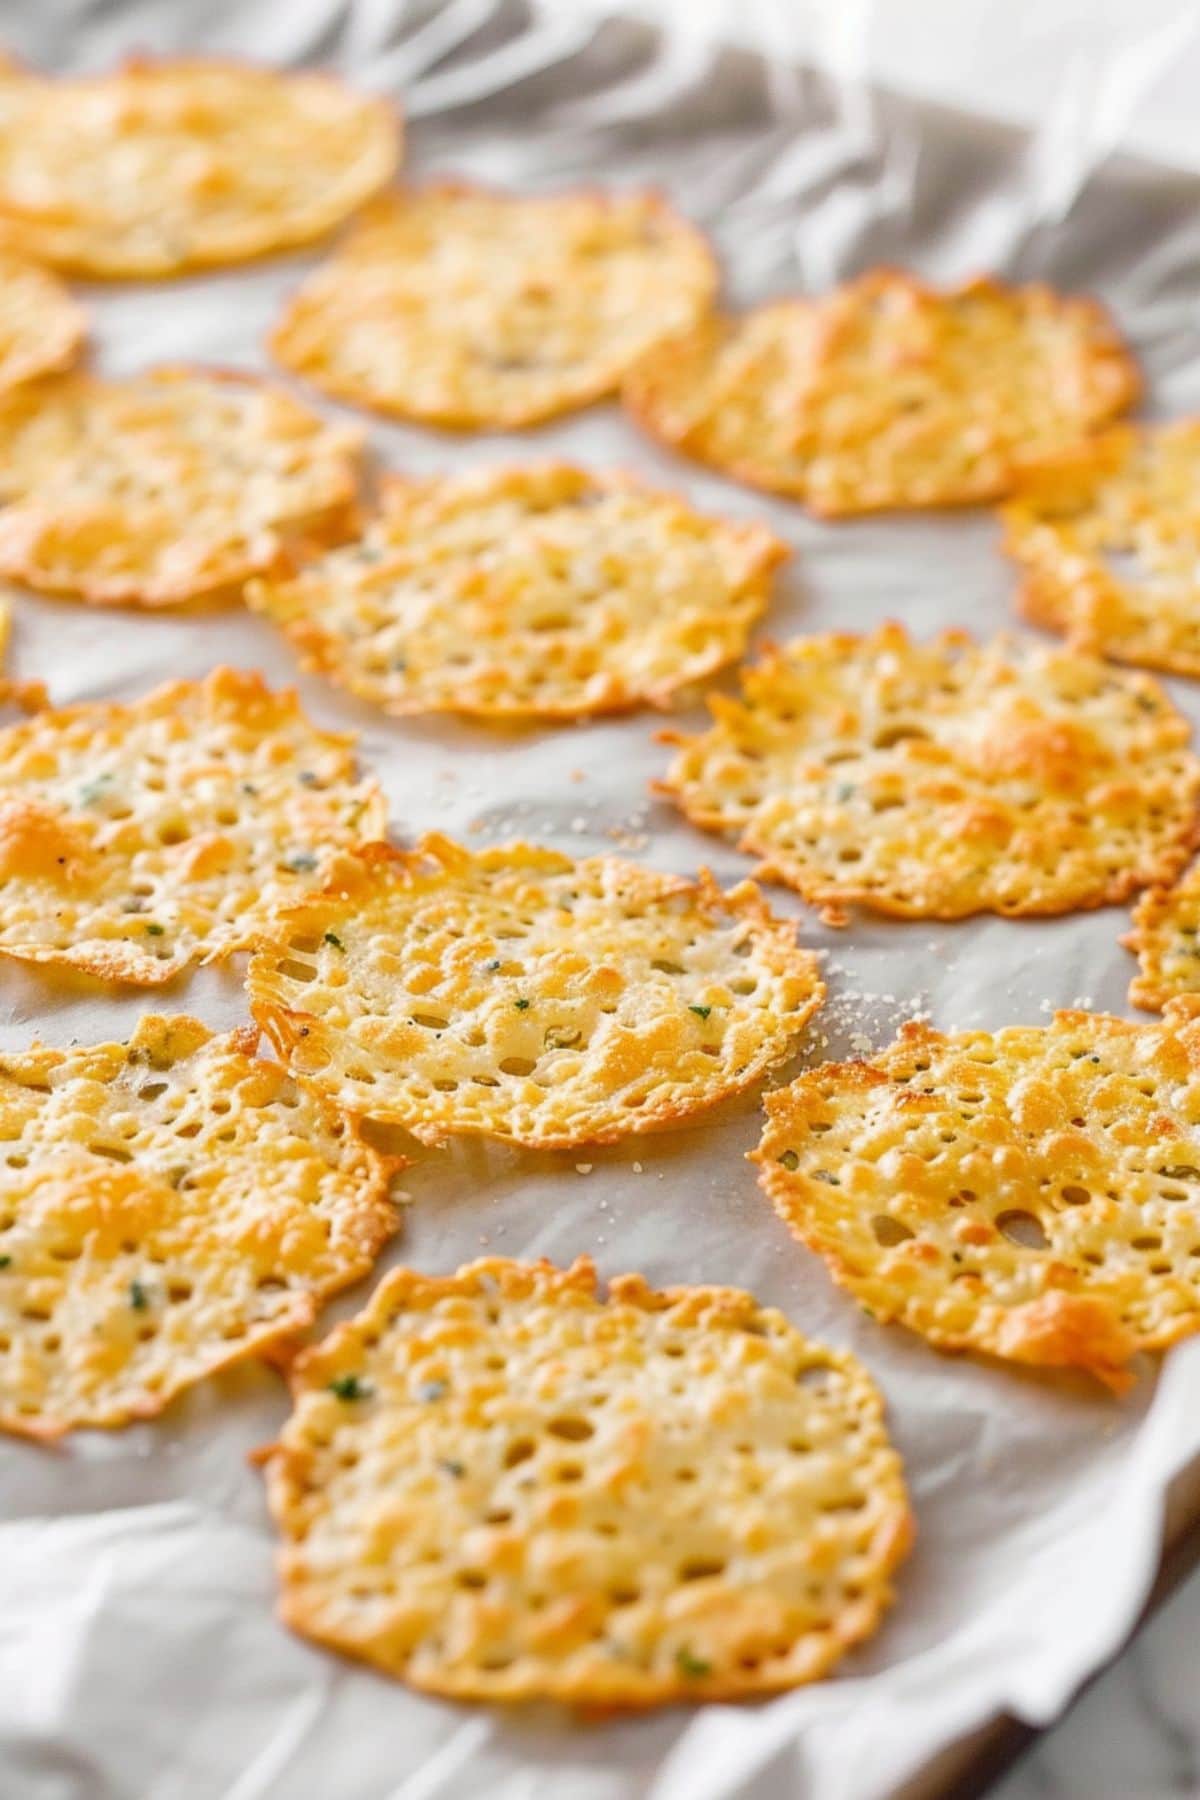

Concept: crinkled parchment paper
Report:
left=2, top=4, right=1200, bottom=1796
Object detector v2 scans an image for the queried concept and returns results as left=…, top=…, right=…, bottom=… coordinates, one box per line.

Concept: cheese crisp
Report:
left=248, top=466, right=785, bottom=720
left=0, top=1014, right=400, bottom=1438
left=658, top=624, right=1200, bottom=922
left=755, top=1003, right=1200, bottom=1389
left=0, top=666, right=385, bottom=985
left=247, top=836, right=825, bottom=1148
left=1005, top=423, right=1200, bottom=677
left=262, top=1256, right=912, bottom=1703
left=624, top=272, right=1137, bottom=514
left=0, top=54, right=400, bottom=278
left=271, top=183, right=718, bottom=429
left=0, top=367, right=363, bottom=608
left=0, top=253, right=85, bottom=391
left=1126, top=860, right=1200, bottom=1012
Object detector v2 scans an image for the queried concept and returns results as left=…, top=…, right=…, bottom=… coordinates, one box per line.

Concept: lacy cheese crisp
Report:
left=755, top=1003, right=1200, bottom=1389
left=0, top=54, right=400, bottom=277
left=248, top=836, right=825, bottom=1147
left=0, top=367, right=363, bottom=607
left=0, top=666, right=385, bottom=985
left=272, top=183, right=717, bottom=429
left=248, top=465, right=785, bottom=720
left=262, top=1256, right=912, bottom=1703
left=1005, top=423, right=1200, bottom=678
left=658, top=623, right=1200, bottom=922
left=0, top=252, right=85, bottom=391
left=0, top=1015, right=401, bottom=1438
left=1126, top=859, right=1200, bottom=1013
left=624, top=272, right=1137, bottom=514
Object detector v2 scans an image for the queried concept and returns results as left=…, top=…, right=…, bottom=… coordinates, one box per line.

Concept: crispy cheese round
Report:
left=0, top=665, right=385, bottom=986
left=263, top=1255, right=912, bottom=1704
left=247, top=836, right=825, bottom=1148
left=0, top=1014, right=401, bottom=1438
left=248, top=465, right=785, bottom=720
left=0, top=55, right=400, bottom=278
left=658, top=623, right=1200, bottom=922
left=1006, top=423, right=1200, bottom=677
left=624, top=273, right=1137, bottom=514
left=271, top=183, right=717, bottom=429
left=0, top=252, right=85, bottom=391
left=0, top=366, right=363, bottom=608
left=755, top=1003, right=1200, bottom=1389
left=1126, top=859, right=1200, bottom=1013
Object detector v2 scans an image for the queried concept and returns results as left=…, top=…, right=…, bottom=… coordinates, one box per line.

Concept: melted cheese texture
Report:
left=0, top=253, right=85, bottom=391
left=1007, top=423, right=1200, bottom=677
left=249, top=465, right=785, bottom=720
left=248, top=836, right=825, bottom=1147
left=0, top=1015, right=400, bottom=1437
left=264, top=1256, right=912, bottom=1703
left=659, top=623, right=1199, bottom=922
left=0, top=666, right=385, bottom=984
left=624, top=272, right=1137, bottom=514
left=272, top=184, right=717, bottom=429
left=756, top=1001, right=1200, bottom=1389
left=0, top=55, right=400, bottom=277
left=0, top=367, right=363, bottom=607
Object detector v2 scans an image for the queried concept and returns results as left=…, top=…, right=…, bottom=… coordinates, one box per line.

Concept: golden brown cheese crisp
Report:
left=0, top=54, right=400, bottom=278
left=0, top=1014, right=401, bottom=1438
left=658, top=623, right=1200, bottom=922
left=0, top=366, right=363, bottom=608
left=0, top=665, right=385, bottom=985
left=262, top=1255, right=912, bottom=1704
left=247, top=836, right=825, bottom=1148
left=1005, top=423, right=1200, bottom=677
left=271, top=183, right=718, bottom=429
left=248, top=465, right=785, bottom=720
left=1125, top=859, right=1200, bottom=1012
left=624, top=272, right=1137, bottom=514
left=0, top=252, right=85, bottom=391
left=755, top=1002, right=1200, bottom=1389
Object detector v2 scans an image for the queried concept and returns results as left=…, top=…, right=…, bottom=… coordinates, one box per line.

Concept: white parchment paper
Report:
left=2, top=4, right=1200, bottom=1796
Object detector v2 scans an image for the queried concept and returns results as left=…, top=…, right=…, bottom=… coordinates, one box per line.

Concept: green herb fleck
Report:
left=0, top=1254, right=11, bottom=1270
left=485, top=959, right=501, bottom=972
left=835, top=782, right=857, bottom=802
left=514, top=998, right=531, bottom=1012
left=675, top=1647, right=712, bottom=1679
left=298, top=771, right=320, bottom=788
left=129, top=1280, right=149, bottom=1311
left=145, top=923, right=165, bottom=937
left=813, top=1169, right=840, bottom=1185
left=78, top=774, right=113, bottom=806
left=323, top=931, right=345, bottom=951
left=416, top=1379, right=447, bottom=1403
left=777, top=1149, right=800, bottom=1171
left=286, top=851, right=318, bottom=873
left=688, top=1004, right=712, bottom=1020
left=438, top=1458, right=465, bottom=1478
left=328, top=1374, right=371, bottom=1401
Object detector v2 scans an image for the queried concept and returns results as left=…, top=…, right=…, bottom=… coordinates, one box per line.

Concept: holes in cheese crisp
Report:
left=504, top=1438, right=535, bottom=1468
left=411, top=1013, right=448, bottom=1031
left=547, top=1416, right=593, bottom=1441
left=277, top=959, right=318, bottom=983
left=1061, top=1185, right=1091, bottom=1205
left=498, top=1057, right=536, bottom=1078
left=872, top=724, right=928, bottom=750
left=679, top=1558, right=726, bottom=1581
left=995, top=1210, right=1049, bottom=1249
left=871, top=1215, right=914, bottom=1247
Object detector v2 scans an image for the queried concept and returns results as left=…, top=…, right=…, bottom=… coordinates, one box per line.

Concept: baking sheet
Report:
left=4, top=3, right=1200, bottom=1796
